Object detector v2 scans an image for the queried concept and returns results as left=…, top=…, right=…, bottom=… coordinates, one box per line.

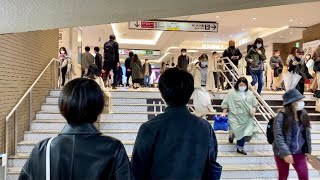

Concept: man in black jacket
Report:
left=103, top=34, right=119, bottom=89
left=94, top=47, right=103, bottom=74
left=125, top=51, right=134, bottom=87
left=223, top=40, right=242, bottom=89
left=131, top=68, right=219, bottom=179
left=177, top=48, right=189, bottom=71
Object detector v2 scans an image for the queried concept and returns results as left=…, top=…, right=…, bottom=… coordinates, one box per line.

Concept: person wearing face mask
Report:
left=223, top=40, right=243, bottom=89
left=312, top=45, right=320, bottom=97
left=273, top=89, right=311, bottom=180
left=269, top=50, right=284, bottom=91
left=221, top=77, right=259, bottom=155
left=304, top=54, right=314, bottom=92
left=245, top=38, right=267, bottom=94
left=177, top=49, right=190, bottom=72
left=210, top=51, right=225, bottom=91
left=287, top=48, right=312, bottom=94
left=191, top=53, right=215, bottom=91
left=59, top=47, right=74, bottom=86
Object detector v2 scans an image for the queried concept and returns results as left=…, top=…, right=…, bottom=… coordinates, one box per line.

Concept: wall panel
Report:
left=0, top=29, right=58, bottom=154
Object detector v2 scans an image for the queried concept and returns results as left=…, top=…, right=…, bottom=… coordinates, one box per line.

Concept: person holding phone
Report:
left=245, top=38, right=267, bottom=94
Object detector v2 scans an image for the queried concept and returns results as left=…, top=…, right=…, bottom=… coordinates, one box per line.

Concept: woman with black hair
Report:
left=130, top=54, right=143, bottom=89
left=245, top=38, right=267, bottom=94
left=221, top=77, right=259, bottom=155
left=287, top=48, right=312, bottom=94
left=59, top=47, right=73, bottom=86
left=87, top=64, right=111, bottom=114
left=19, top=78, right=132, bottom=180
left=273, top=89, right=311, bottom=180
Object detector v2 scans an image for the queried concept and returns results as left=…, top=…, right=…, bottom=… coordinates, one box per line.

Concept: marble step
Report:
left=35, top=111, right=320, bottom=121
left=49, top=89, right=316, bottom=100
left=8, top=151, right=320, bottom=169
left=24, top=128, right=272, bottom=142
left=18, top=139, right=309, bottom=154
left=40, top=103, right=319, bottom=114
left=7, top=163, right=320, bottom=179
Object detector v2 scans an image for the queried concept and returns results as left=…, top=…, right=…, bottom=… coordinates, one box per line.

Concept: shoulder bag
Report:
left=46, top=137, right=55, bottom=180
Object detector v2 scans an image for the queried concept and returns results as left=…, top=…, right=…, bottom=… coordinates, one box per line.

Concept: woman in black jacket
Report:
left=287, top=48, right=312, bottom=94
left=19, top=78, right=133, bottom=180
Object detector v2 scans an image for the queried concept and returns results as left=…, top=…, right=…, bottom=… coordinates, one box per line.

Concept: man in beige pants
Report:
left=81, top=46, right=95, bottom=77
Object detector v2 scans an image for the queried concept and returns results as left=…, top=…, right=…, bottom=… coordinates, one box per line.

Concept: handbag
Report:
left=213, top=115, right=228, bottom=131
left=46, top=137, right=55, bottom=180
left=250, top=60, right=264, bottom=74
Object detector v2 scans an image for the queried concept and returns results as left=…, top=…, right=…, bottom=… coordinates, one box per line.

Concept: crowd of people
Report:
left=19, top=67, right=320, bottom=180
left=46, top=35, right=320, bottom=180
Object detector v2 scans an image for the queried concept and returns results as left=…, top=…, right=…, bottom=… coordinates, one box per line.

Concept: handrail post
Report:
left=14, top=110, right=17, bottom=154
left=54, top=60, right=57, bottom=90
left=5, top=121, right=8, bottom=156
left=29, top=90, right=32, bottom=130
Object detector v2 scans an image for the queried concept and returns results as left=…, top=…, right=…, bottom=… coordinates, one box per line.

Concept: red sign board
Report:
left=141, top=22, right=155, bottom=28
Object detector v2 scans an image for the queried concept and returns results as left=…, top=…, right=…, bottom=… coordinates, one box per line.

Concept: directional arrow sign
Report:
left=134, top=21, right=140, bottom=27
left=129, top=20, right=218, bottom=32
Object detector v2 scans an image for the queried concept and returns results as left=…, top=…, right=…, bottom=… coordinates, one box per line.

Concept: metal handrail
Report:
left=219, top=57, right=276, bottom=135
left=5, top=58, right=59, bottom=156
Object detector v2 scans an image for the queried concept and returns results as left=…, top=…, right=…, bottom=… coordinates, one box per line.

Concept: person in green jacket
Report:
left=221, top=77, right=259, bottom=155
left=245, top=38, right=267, bottom=94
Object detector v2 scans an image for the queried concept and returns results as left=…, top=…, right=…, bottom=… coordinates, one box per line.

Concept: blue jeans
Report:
left=250, top=70, right=264, bottom=94
left=144, top=75, right=151, bottom=87
left=237, top=137, right=246, bottom=150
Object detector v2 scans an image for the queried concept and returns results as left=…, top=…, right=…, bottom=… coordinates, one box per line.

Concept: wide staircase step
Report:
left=6, top=89, right=320, bottom=179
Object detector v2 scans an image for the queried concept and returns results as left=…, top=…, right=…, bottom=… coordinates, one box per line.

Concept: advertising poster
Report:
left=303, top=40, right=320, bottom=57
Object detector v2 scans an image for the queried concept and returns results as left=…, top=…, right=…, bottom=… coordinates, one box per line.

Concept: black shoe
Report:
left=237, top=149, right=247, bottom=155
left=112, top=86, right=117, bottom=89
left=228, top=137, right=234, bottom=144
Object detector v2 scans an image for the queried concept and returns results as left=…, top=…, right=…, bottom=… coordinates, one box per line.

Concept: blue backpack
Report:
left=213, top=115, right=229, bottom=131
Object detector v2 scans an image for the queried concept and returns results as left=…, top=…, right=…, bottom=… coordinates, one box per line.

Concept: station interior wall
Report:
left=0, top=29, right=59, bottom=153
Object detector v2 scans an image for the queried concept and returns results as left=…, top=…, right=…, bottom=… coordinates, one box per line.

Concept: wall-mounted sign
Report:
left=129, top=20, right=218, bottom=32
left=119, top=49, right=161, bottom=56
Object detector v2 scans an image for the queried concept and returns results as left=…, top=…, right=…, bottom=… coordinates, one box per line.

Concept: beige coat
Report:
left=192, top=63, right=215, bottom=91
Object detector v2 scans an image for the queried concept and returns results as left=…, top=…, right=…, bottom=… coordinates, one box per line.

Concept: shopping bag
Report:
left=213, top=115, right=229, bottom=131
left=282, top=72, right=302, bottom=90
left=193, top=88, right=215, bottom=117
left=316, top=99, right=320, bottom=112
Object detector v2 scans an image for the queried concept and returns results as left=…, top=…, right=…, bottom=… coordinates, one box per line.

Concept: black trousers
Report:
left=61, top=66, right=68, bottom=86
left=296, top=81, right=305, bottom=95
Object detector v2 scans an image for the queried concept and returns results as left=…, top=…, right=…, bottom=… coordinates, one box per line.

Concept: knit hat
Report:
left=282, top=89, right=305, bottom=106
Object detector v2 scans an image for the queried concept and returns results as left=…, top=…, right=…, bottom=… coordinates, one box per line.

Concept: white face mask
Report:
left=239, top=86, right=247, bottom=92
left=60, top=51, right=65, bottom=54
left=182, top=52, right=187, bottom=56
left=256, top=44, right=262, bottom=48
left=295, top=101, right=305, bottom=111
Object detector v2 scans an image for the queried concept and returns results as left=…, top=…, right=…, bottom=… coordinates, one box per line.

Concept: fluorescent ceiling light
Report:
left=252, top=17, right=257, bottom=20
left=188, top=50, right=199, bottom=53
left=111, top=24, right=163, bottom=45
left=289, top=19, right=294, bottom=22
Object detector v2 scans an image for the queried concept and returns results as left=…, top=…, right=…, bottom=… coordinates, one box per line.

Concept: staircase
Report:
left=6, top=89, right=320, bottom=179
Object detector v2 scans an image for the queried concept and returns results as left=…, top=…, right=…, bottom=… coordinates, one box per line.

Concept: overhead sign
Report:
left=119, top=49, right=161, bottom=56
left=129, top=20, right=218, bottom=32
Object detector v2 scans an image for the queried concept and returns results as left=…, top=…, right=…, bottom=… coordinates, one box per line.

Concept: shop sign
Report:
left=119, top=49, right=161, bottom=56
left=129, top=20, right=218, bottom=32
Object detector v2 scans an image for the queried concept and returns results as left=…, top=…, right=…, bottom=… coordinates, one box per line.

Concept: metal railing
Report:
left=5, top=58, right=59, bottom=156
left=219, top=57, right=276, bottom=135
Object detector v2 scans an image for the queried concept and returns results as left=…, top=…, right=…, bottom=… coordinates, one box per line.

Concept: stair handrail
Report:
left=218, top=57, right=276, bottom=135
left=5, top=58, right=59, bottom=156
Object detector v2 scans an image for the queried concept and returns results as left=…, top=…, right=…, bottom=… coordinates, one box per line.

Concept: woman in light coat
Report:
left=191, top=53, right=215, bottom=91
left=86, top=64, right=111, bottom=114
left=221, top=77, right=259, bottom=155
left=59, top=47, right=74, bottom=86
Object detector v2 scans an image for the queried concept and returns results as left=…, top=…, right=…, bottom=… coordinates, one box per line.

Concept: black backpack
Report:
left=104, top=41, right=115, bottom=57
left=266, top=112, right=284, bottom=144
